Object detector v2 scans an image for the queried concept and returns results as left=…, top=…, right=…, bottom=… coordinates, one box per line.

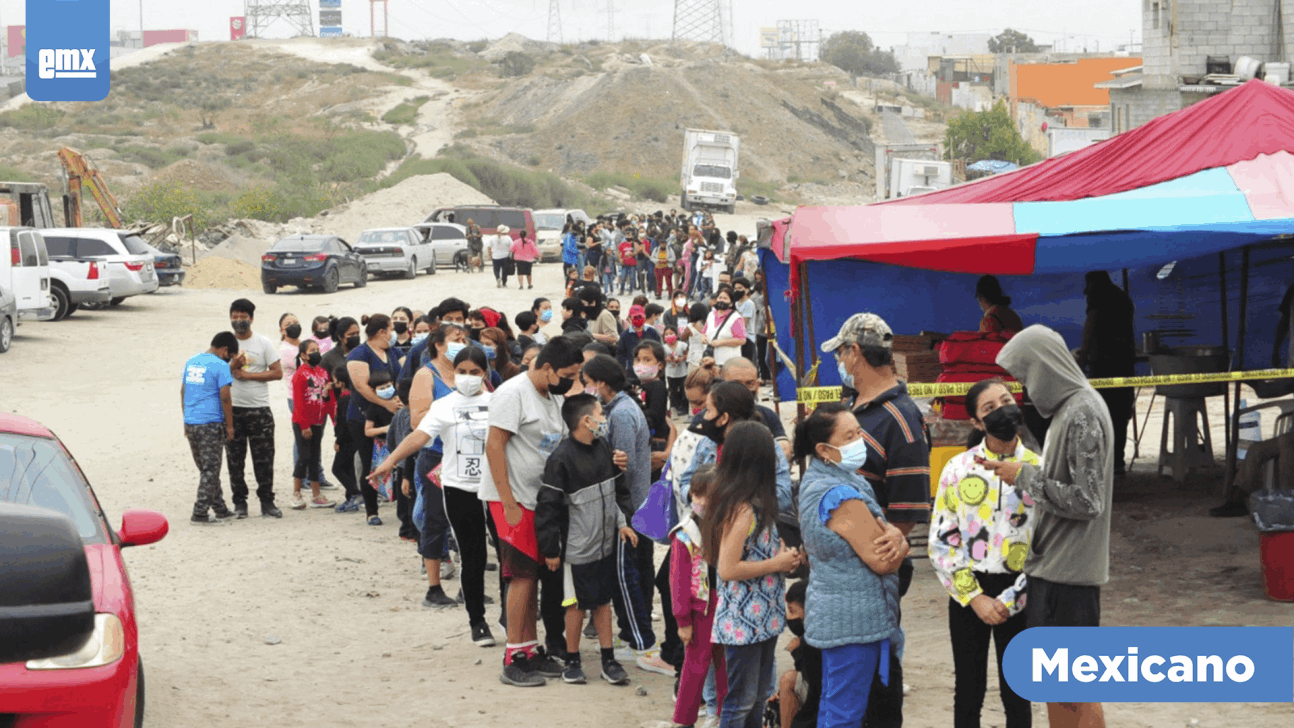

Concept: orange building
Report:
left=1009, top=57, right=1141, bottom=154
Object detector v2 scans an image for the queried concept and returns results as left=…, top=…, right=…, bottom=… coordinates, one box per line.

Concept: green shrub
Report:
left=0, top=105, right=66, bottom=131
left=225, top=139, right=255, bottom=156
left=382, top=150, right=596, bottom=212
left=585, top=171, right=673, bottom=202
left=115, top=145, right=184, bottom=169
left=0, top=165, right=36, bottom=182
left=498, top=52, right=536, bottom=77
left=382, top=96, right=430, bottom=125
left=121, top=182, right=213, bottom=230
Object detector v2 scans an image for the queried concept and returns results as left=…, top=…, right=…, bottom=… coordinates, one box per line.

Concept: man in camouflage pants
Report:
left=182, top=332, right=240, bottom=525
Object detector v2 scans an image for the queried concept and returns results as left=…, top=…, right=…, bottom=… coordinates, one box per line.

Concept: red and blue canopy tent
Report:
left=760, top=79, right=1294, bottom=468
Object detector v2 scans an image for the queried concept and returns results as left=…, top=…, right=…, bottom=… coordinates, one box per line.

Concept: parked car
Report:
left=40, top=228, right=159, bottom=306
left=138, top=240, right=184, bottom=287
left=0, top=226, right=54, bottom=321
left=422, top=205, right=535, bottom=247
left=0, top=283, right=15, bottom=353
left=352, top=227, right=436, bottom=279
left=0, top=412, right=169, bottom=727
left=412, top=222, right=471, bottom=269
left=534, top=208, right=592, bottom=263
left=261, top=234, right=367, bottom=294
left=43, top=236, right=114, bottom=321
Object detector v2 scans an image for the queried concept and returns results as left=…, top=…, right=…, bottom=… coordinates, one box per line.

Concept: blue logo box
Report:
left=26, top=0, right=111, bottom=102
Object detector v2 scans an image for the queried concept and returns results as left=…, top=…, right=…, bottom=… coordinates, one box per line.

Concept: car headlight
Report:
left=27, top=614, right=125, bottom=670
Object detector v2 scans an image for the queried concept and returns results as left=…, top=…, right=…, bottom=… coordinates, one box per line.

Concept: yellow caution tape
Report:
left=794, top=368, right=1294, bottom=403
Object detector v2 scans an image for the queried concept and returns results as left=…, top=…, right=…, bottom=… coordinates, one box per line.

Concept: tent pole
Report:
left=1225, top=246, right=1250, bottom=494
left=1219, top=253, right=1231, bottom=451
left=793, top=262, right=809, bottom=422
left=802, top=263, right=822, bottom=391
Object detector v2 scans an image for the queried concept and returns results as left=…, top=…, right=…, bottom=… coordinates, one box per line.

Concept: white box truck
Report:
left=680, top=129, right=739, bottom=214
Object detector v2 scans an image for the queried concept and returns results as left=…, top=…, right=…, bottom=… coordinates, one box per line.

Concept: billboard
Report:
left=320, top=0, right=342, bottom=7
left=142, top=30, right=196, bottom=47
left=320, top=10, right=342, bottom=26
left=7, top=25, right=24, bottom=58
left=230, top=16, right=246, bottom=40
left=320, top=27, right=343, bottom=38
left=759, top=27, right=779, bottom=49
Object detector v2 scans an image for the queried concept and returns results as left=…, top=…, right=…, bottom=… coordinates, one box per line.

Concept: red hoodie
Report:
left=292, top=364, right=332, bottom=427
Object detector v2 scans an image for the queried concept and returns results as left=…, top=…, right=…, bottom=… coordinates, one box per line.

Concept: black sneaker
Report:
left=531, top=647, right=565, bottom=678
left=234, top=504, right=249, bottom=519
left=484, top=562, right=498, bottom=571
left=212, top=506, right=237, bottom=521
left=471, top=622, right=496, bottom=647
left=563, top=658, right=587, bottom=684
left=190, top=513, right=227, bottom=525
left=421, top=585, right=458, bottom=609
left=601, top=658, right=630, bottom=685
left=261, top=503, right=283, bottom=519
left=499, top=653, right=546, bottom=688
left=1210, top=500, right=1249, bottom=518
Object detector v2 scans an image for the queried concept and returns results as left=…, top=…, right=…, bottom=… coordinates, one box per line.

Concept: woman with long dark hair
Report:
left=345, top=314, right=401, bottom=523
left=975, top=275, right=1024, bottom=334
left=929, top=379, right=1038, bottom=728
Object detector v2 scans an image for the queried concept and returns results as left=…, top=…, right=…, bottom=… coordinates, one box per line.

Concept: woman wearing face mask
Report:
left=480, top=326, right=521, bottom=384
left=408, top=323, right=470, bottom=600
left=391, top=306, right=415, bottom=362
left=372, top=345, right=501, bottom=644
left=279, top=313, right=304, bottom=459
left=793, top=403, right=908, bottom=728
left=701, top=287, right=747, bottom=367
left=929, top=379, right=1037, bottom=728
left=345, top=314, right=402, bottom=524
left=410, top=316, right=433, bottom=352
left=322, top=317, right=360, bottom=504
left=531, top=298, right=553, bottom=345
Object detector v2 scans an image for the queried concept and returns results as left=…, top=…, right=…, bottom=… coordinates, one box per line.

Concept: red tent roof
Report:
left=881, top=79, right=1294, bottom=205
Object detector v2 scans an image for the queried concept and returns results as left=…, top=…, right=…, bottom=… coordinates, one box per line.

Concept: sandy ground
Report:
left=5, top=256, right=1293, bottom=728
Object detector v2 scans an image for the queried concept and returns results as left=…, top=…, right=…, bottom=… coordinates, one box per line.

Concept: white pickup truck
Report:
left=44, top=248, right=112, bottom=322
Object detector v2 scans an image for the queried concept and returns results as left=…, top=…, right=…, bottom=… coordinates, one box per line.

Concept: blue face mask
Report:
left=830, top=437, right=868, bottom=472
left=376, top=385, right=396, bottom=400
left=837, top=360, right=855, bottom=390
left=411, top=333, right=428, bottom=347
left=589, top=417, right=610, bottom=440
left=444, top=341, right=467, bottom=362
left=540, top=309, right=554, bottom=323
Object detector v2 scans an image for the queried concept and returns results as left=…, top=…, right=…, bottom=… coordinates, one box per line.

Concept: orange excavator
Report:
left=57, top=147, right=124, bottom=228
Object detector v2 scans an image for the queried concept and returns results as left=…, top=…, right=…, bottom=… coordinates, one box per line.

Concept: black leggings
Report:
left=444, top=486, right=490, bottom=626
left=291, top=423, right=324, bottom=481
left=346, top=418, right=380, bottom=517
left=947, top=573, right=1031, bottom=728
left=331, top=416, right=359, bottom=499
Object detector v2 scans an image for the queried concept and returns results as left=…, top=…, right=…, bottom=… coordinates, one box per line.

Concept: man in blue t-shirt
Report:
left=182, top=332, right=239, bottom=525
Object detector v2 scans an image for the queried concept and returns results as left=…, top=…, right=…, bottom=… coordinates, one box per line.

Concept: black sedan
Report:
left=139, top=240, right=185, bottom=287
left=261, top=235, right=367, bottom=294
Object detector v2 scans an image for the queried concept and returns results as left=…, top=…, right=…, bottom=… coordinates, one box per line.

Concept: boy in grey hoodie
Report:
left=983, top=325, right=1113, bottom=728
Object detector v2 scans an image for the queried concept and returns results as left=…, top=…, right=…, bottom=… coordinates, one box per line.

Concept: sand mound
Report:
left=479, top=33, right=556, bottom=62
left=204, top=235, right=274, bottom=268
left=309, top=173, right=495, bottom=241
left=185, top=257, right=262, bottom=290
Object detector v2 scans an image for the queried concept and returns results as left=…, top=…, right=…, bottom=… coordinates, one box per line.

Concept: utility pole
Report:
left=672, top=0, right=724, bottom=47
left=547, top=0, right=563, bottom=44
left=607, top=0, right=614, bottom=41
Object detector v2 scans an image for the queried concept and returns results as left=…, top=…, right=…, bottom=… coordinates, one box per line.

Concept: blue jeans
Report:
left=819, top=641, right=885, bottom=728
left=719, top=637, right=778, bottom=728
left=618, top=263, right=637, bottom=294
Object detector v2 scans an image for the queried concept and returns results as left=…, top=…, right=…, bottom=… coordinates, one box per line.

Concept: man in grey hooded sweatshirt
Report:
left=982, top=325, right=1113, bottom=728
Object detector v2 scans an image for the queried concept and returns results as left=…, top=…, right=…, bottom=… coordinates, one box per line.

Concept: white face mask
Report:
left=456, top=374, right=484, bottom=397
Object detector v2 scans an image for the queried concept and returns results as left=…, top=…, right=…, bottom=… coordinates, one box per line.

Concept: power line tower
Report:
left=245, top=0, right=315, bottom=39
left=606, top=0, right=614, bottom=41
left=776, top=19, right=821, bottom=61
left=672, top=0, right=724, bottom=46
left=547, top=0, right=563, bottom=44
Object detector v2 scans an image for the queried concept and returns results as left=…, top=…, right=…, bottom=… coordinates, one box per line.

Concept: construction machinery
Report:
left=57, top=147, right=124, bottom=229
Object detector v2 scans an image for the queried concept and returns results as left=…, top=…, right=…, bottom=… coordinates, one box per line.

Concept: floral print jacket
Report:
left=928, top=440, right=1039, bottom=616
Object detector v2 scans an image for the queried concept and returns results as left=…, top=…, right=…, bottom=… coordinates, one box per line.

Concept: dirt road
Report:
left=5, top=259, right=1290, bottom=728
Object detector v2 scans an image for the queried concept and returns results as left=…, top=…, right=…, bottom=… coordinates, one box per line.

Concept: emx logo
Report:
left=37, top=49, right=97, bottom=79
left=26, top=0, right=110, bottom=102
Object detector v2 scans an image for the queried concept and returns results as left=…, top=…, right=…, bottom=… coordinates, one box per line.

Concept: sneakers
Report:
left=310, top=495, right=336, bottom=509
left=211, top=506, right=237, bottom=522
left=421, top=585, right=458, bottom=609
left=563, top=658, right=587, bottom=684
left=601, top=659, right=630, bottom=685
left=290, top=493, right=307, bottom=510
left=613, top=637, right=634, bottom=662
left=499, top=653, right=546, bottom=688
left=440, top=560, right=457, bottom=580
left=261, top=503, right=283, bottom=519
left=318, top=479, right=338, bottom=490
left=335, top=495, right=361, bottom=513
left=190, top=513, right=228, bottom=525
left=471, top=622, right=496, bottom=647
left=367, top=515, right=383, bottom=526
left=531, top=647, right=566, bottom=678
left=234, top=504, right=249, bottom=519
left=635, top=648, right=674, bottom=676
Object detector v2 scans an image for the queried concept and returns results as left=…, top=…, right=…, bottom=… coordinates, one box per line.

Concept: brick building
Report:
left=1105, top=0, right=1294, bottom=132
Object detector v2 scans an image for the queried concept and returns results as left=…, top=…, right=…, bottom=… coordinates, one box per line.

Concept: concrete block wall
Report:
left=1144, top=0, right=1289, bottom=78
left=1111, top=86, right=1189, bottom=131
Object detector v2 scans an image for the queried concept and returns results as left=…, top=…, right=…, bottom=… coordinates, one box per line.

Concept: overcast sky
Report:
left=0, top=0, right=1141, bottom=57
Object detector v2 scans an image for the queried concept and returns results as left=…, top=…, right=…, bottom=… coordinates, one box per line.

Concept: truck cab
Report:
left=0, top=227, right=55, bottom=321
left=680, top=129, right=740, bottom=214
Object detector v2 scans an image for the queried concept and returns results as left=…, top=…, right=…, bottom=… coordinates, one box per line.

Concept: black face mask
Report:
left=787, top=617, right=805, bottom=638
left=285, top=324, right=302, bottom=339
left=393, top=321, right=408, bottom=335
left=314, top=328, right=329, bottom=339
left=231, top=319, right=251, bottom=334
left=608, top=309, right=620, bottom=319
left=733, top=290, right=746, bottom=300
left=692, top=412, right=726, bottom=445
left=344, top=334, right=361, bottom=351
left=549, top=374, right=576, bottom=396
left=306, top=352, right=322, bottom=367
left=714, top=301, right=732, bottom=311
left=469, top=327, right=482, bottom=341
left=982, top=404, right=1024, bottom=442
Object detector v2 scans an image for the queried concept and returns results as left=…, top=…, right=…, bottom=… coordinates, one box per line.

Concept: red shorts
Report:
left=488, top=501, right=541, bottom=578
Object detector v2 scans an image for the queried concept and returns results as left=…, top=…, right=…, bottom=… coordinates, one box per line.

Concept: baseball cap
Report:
left=821, top=313, right=894, bottom=353
left=629, top=304, right=646, bottom=321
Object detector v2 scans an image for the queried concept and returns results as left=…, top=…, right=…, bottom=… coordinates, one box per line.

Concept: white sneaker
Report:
left=440, top=560, right=456, bottom=580
left=290, top=493, right=307, bottom=510
left=612, top=637, right=634, bottom=661
left=635, top=648, right=674, bottom=676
